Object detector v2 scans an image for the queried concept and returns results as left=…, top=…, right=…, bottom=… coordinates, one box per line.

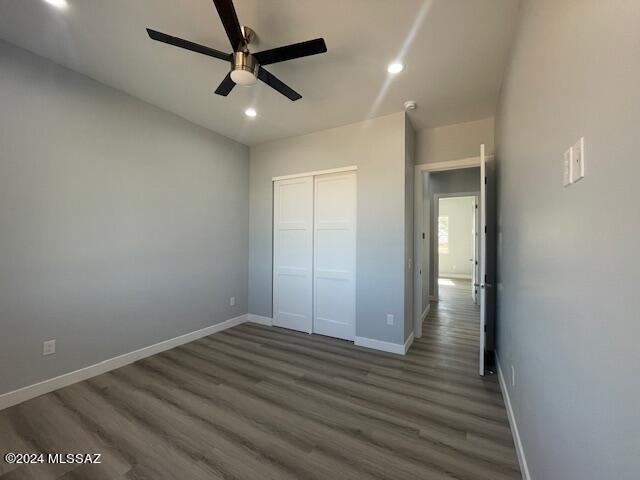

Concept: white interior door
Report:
left=479, top=144, right=496, bottom=376
left=472, top=197, right=480, bottom=304
left=313, top=171, right=356, bottom=340
left=273, top=177, right=313, bottom=333
left=414, top=170, right=429, bottom=338
left=422, top=173, right=431, bottom=312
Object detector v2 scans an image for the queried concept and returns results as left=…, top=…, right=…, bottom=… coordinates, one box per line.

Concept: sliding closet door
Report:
left=273, top=177, right=314, bottom=333
left=313, top=171, right=357, bottom=341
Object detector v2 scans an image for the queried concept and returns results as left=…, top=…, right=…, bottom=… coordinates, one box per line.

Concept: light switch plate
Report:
left=563, top=147, right=573, bottom=187
left=43, top=339, right=56, bottom=356
left=571, top=137, right=585, bottom=183
left=386, top=314, right=394, bottom=326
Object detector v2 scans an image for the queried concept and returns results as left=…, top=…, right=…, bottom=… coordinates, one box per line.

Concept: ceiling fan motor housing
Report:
left=231, top=51, right=259, bottom=85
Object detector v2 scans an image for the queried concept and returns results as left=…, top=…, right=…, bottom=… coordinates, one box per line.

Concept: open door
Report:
left=414, top=170, right=431, bottom=338
left=479, top=144, right=496, bottom=376
left=472, top=196, right=480, bottom=304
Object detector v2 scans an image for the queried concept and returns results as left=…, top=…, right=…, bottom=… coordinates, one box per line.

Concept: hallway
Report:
left=427, top=278, right=482, bottom=365
left=417, top=276, right=520, bottom=475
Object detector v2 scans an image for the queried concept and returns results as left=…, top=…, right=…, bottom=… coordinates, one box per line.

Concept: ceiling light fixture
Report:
left=230, top=52, right=259, bottom=86
left=44, top=0, right=68, bottom=9
left=387, top=62, right=404, bottom=74
left=145, top=1, right=327, bottom=101
left=244, top=108, right=257, bottom=118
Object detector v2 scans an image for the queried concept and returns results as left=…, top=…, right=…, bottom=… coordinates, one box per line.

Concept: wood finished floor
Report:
left=0, top=278, right=521, bottom=479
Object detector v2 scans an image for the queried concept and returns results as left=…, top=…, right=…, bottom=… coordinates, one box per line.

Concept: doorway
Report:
left=413, top=145, right=496, bottom=376
left=434, top=194, right=479, bottom=303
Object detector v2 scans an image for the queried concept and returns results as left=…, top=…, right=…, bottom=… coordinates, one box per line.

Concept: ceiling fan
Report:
left=146, top=0, right=327, bottom=101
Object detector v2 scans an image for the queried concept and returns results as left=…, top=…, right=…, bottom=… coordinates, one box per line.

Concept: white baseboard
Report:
left=355, top=336, right=407, bottom=355
left=403, top=332, right=415, bottom=353
left=440, top=273, right=472, bottom=279
left=247, top=314, right=273, bottom=326
left=496, top=353, right=531, bottom=480
left=250, top=314, right=414, bottom=354
left=415, top=303, right=430, bottom=338
left=0, top=314, right=248, bottom=411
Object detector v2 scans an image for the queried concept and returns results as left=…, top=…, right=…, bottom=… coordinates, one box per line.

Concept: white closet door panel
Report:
left=273, top=177, right=313, bottom=333
left=313, top=172, right=356, bottom=341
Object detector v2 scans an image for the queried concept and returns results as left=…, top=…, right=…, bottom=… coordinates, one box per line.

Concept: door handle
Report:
left=481, top=283, right=493, bottom=289
left=473, top=283, right=480, bottom=287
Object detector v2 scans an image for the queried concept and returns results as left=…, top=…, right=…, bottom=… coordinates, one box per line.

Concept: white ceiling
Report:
left=0, top=0, right=519, bottom=146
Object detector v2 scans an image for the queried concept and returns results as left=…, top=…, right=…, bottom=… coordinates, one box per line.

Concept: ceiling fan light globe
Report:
left=231, top=68, right=258, bottom=86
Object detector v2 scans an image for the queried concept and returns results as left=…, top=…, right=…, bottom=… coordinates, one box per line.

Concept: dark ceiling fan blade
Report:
left=212, top=0, right=245, bottom=51
left=257, top=67, right=302, bottom=101
left=146, top=29, right=231, bottom=61
left=214, top=72, right=236, bottom=96
left=254, top=38, right=327, bottom=66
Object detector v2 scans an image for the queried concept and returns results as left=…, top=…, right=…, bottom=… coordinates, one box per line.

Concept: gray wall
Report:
left=416, top=118, right=494, bottom=165
left=249, top=112, right=409, bottom=345
left=0, top=41, right=249, bottom=396
left=426, top=168, right=480, bottom=296
left=495, top=1, right=640, bottom=478
left=404, top=119, right=415, bottom=341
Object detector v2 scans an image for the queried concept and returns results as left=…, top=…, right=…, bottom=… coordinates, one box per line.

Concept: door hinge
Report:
left=484, top=176, right=487, bottom=185
left=485, top=274, right=487, bottom=283
left=484, top=225, right=487, bottom=234
left=484, top=325, right=487, bottom=332
left=422, top=232, right=425, bottom=239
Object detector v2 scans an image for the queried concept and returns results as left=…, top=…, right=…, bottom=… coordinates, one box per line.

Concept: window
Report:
left=438, top=216, right=450, bottom=254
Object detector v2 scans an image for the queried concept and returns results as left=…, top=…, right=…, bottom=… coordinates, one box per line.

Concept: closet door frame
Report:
left=272, top=166, right=357, bottom=337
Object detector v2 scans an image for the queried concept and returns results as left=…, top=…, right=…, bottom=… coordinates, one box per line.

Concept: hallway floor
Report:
left=0, top=278, right=520, bottom=479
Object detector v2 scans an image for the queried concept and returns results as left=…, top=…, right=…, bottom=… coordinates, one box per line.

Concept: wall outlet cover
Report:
left=43, top=339, right=56, bottom=356
left=386, top=314, right=394, bottom=326
left=229, top=296, right=236, bottom=306
left=571, top=137, right=585, bottom=183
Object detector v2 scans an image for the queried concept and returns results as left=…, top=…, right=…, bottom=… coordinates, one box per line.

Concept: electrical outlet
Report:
left=229, top=296, right=236, bottom=306
left=43, top=339, right=56, bottom=356
left=511, top=365, right=516, bottom=387
left=386, top=314, right=394, bottom=326
left=571, top=137, right=585, bottom=183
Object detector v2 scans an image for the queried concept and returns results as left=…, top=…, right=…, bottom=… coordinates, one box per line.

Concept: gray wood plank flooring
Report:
left=0, top=278, right=521, bottom=479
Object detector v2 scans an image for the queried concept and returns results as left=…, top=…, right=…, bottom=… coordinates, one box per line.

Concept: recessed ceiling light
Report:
left=244, top=108, right=257, bottom=118
left=387, top=62, right=404, bottom=74
left=44, top=0, right=68, bottom=9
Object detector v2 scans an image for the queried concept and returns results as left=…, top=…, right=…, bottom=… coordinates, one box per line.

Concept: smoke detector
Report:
left=404, top=101, right=417, bottom=111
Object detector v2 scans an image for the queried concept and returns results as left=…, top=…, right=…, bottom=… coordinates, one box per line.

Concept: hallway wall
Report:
left=495, top=1, right=640, bottom=478
left=415, top=118, right=494, bottom=165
